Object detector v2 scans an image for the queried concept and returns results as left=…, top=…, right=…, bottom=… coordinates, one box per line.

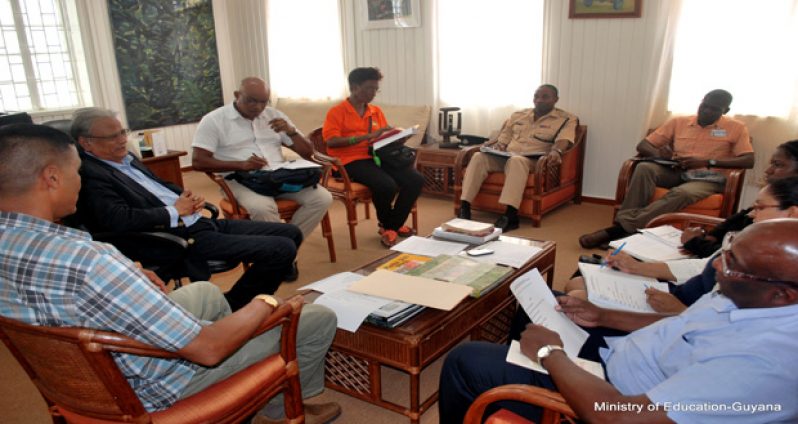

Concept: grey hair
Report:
left=70, top=107, right=118, bottom=140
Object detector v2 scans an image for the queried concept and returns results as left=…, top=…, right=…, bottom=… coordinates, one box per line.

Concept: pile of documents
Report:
left=433, top=218, right=502, bottom=244
left=406, top=254, right=513, bottom=298
left=578, top=263, right=670, bottom=313
left=609, top=225, right=690, bottom=262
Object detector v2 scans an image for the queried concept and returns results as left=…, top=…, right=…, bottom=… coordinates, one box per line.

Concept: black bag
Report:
left=370, top=142, right=417, bottom=170
left=225, top=168, right=322, bottom=197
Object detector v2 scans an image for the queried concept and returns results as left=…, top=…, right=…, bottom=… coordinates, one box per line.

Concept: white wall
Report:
left=38, top=0, right=791, bottom=204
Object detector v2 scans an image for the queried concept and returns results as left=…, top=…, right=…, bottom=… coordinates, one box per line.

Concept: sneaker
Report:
left=494, top=215, right=519, bottom=232
left=396, top=225, right=416, bottom=237
left=381, top=230, right=399, bottom=247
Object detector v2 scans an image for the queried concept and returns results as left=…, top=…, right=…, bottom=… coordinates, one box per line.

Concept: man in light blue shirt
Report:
left=439, top=219, right=798, bottom=423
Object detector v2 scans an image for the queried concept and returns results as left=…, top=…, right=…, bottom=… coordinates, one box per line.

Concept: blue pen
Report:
left=600, top=241, right=627, bottom=269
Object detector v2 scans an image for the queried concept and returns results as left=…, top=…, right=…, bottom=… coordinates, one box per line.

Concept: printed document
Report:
left=299, top=272, right=364, bottom=293
left=314, top=290, right=392, bottom=332
left=479, top=145, right=546, bottom=158
left=506, top=340, right=605, bottom=379
left=392, top=236, right=467, bottom=257
left=509, top=269, right=588, bottom=357
left=578, top=263, right=670, bottom=313
left=463, top=240, right=542, bottom=268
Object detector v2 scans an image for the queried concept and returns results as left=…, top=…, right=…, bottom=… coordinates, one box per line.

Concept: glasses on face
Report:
left=750, top=202, right=782, bottom=212
left=241, top=95, right=269, bottom=106
left=85, top=129, right=130, bottom=141
left=719, top=232, right=798, bottom=287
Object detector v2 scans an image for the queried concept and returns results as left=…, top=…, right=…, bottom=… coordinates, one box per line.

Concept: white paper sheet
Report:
left=298, top=272, right=364, bottom=293
left=313, top=290, right=392, bottom=332
left=462, top=240, right=542, bottom=268
left=269, top=158, right=323, bottom=170
left=640, top=225, right=683, bottom=248
left=506, top=340, right=605, bottom=380
left=578, top=263, right=670, bottom=313
left=391, top=236, right=467, bottom=257
left=510, top=269, right=588, bottom=357
left=371, top=125, right=418, bottom=150
left=151, top=131, right=168, bottom=156
left=610, top=233, right=690, bottom=262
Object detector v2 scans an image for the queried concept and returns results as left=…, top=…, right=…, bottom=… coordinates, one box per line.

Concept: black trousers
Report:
left=182, top=218, right=302, bottom=311
left=344, top=159, right=424, bottom=231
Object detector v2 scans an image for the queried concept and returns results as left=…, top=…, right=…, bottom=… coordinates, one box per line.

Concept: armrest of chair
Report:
left=720, top=168, right=747, bottom=217
left=203, top=203, right=220, bottom=220
left=93, top=231, right=188, bottom=252
left=646, top=212, right=725, bottom=231
left=204, top=172, right=248, bottom=218
left=453, top=145, right=482, bottom=186
left=464, top=384, right=577, bottom=424
left=311, top=151, right=360, bottom=192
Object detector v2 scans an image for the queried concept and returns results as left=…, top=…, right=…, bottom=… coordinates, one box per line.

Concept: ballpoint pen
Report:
left=601, top=241, right=626, bottom=269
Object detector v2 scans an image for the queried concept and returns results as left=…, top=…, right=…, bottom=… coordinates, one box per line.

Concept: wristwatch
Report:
left=255, top=294, right=279, bottom=309
left=552, top=147, right=563, bottom=156
left=536, top=344, right=565, bottom=364
left=708, top=159, right=717, bottom=168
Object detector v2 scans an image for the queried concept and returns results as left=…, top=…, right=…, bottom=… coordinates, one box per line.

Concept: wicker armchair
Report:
left=0, top=295, right=306, bottom=424
left=453, top=125, right=587, bottom=227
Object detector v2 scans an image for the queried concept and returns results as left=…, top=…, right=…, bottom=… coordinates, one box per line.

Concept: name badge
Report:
left=710, top=129, right=727, bottom=137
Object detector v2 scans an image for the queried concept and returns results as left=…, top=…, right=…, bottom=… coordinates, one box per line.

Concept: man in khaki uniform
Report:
left=459, top=84, right=578, bottom=231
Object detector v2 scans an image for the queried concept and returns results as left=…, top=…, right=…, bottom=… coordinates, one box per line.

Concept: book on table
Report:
left=578, top=263, right=670, bottom=313
left=440, top=218, right=496, bottom=237
left=377, top=253, right=433, bottom=274
left=406, top=254, right=513, bottom=298
left=432, top=226, right=502, bottom=244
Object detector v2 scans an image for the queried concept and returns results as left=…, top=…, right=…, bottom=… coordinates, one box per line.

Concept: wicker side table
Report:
left=415, top=143, right=460, bottom=197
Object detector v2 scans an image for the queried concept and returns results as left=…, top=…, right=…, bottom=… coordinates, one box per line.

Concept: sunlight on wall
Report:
left=668, top=0, right=798, bottom=117
left=267, top=0, right=346, bottom=100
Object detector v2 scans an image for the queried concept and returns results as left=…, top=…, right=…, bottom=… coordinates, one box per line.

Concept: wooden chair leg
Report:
left=411, top=203, right=419, bottom=231
left=321, top=212, right=336, bottom=262
left=364, top=202, right=371, bottom=220
left=346, top=200, right=359, bottom=249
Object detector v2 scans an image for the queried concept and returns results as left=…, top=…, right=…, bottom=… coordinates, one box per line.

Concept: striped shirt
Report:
left=0, top=212, right=201, bottom=411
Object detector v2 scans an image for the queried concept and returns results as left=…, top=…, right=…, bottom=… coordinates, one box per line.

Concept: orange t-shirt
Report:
left=645, top=115, right=753, bottom=159
left=322, top=100, right=389, bottom=166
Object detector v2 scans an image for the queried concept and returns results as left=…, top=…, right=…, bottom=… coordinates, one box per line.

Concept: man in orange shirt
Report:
left=322, top=67, right=423, bottom=247
left=580, top=89, right=754, bottom=248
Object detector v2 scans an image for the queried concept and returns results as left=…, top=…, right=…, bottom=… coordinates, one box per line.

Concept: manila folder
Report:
left=348, top=269, right=472, bottom=310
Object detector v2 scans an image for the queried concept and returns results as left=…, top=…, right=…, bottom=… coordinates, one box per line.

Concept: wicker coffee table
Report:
left=323, top=236, right=556, bottom=423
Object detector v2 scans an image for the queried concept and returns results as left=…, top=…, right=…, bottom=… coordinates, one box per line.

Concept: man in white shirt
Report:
left=192, top=77, right=332, bottom=238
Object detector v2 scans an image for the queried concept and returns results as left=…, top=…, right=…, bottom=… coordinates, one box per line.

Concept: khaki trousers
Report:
left=615, top=162, right=722, bottom=232
left=226, top=180, right=333, bottom=239
left=173, top=282, right=336, bottom=414
left=460, top=152, right=536, bottom=209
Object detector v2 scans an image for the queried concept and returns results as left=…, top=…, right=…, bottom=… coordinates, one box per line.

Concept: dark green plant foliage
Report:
left=108, top=0, right=223, bottom=130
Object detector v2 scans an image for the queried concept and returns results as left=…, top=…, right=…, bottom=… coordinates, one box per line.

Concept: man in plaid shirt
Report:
left=0, top=124, right=341, bottom=423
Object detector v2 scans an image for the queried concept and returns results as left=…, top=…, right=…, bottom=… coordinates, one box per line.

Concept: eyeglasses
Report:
left=240, top=95, right=270, bottom=106
left=750, top=203, right=782, bottom=212
left=719, top=232, right=798, bottom=287
left=85, top=129, right=130, bottom=141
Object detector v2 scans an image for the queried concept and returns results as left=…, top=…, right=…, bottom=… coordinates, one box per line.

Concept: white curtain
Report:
left=266, top=0, right=346, bottom=100
left=667, top=0, right=798, bottom=118
left=434, top=0, right=544, bottom=137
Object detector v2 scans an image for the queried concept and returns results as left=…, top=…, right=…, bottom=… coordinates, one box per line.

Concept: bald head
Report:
left=717, top=219, right=798, bottom=308
left=234, top=77, right=270, bottom=120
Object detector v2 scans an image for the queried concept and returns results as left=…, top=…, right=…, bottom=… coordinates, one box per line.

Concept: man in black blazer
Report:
left=71, top=107, right=302, bottom=311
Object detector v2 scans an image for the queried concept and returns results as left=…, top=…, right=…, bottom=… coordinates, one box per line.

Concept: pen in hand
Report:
left=600, top=241, right=627, bottom=269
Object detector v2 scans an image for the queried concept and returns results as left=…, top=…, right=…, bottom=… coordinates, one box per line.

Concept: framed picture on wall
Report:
left=363, top=0, right=420, bottom=29
left=569, top=0, right=642, bottom=19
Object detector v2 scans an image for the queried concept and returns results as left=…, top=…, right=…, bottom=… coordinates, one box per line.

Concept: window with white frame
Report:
left=668, top=0, right=798, bottom=117
left=266, top=0, right=345, bottom=100
left=0, top=0, right=91, bottom=113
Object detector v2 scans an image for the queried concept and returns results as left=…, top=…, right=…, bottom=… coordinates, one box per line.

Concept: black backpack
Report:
left=226, top=168, right=322, bottom=197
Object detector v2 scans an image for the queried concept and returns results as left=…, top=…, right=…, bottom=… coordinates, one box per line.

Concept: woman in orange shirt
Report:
left=323, top=67, right=423, bottom=247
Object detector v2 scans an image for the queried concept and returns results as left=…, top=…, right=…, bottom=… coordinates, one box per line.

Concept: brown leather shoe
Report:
left=579, top=229, right=612, bottom=249
left=253, top=401, right=341, bottom=424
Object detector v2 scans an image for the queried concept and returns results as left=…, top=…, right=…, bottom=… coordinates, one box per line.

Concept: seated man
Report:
left=191, top=77, right=332, bottom=239
left=440, top=219, right=798, bottom=423
left=0, top=124, right=340, bottom=423
left=71, top=107, right=301, bottom=311
left=580, top=89, right=754, bottom=248
left=458, top=84, right=578, bottom=231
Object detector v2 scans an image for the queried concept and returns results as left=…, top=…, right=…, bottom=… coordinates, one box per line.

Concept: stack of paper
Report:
left=432, top=226, right=502, bottom=244
left=578, top=263, right=670, bottom=313
left=441, top=218, right=495, bottom=236
left=391, top=236, right=467, bottom=257
left=461, top=240, right=543, bottom=268
left=639, top=225, right=682, bottom=248
left=610, top=232, right=690, bottom=262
